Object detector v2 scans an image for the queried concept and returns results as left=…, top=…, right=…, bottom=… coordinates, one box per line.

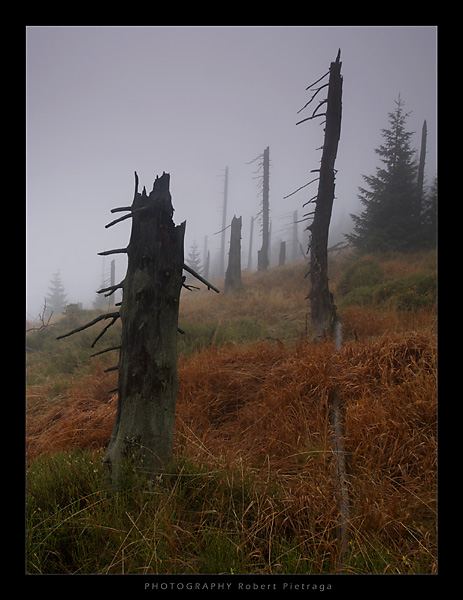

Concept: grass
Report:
left=25, top=249, right=437, bottom=574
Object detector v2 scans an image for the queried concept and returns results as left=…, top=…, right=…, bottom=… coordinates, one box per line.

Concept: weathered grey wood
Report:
left=103, top=172, right=186, bottom=486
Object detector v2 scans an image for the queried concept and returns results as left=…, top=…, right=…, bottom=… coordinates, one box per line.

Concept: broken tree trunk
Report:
left=224, top=215, right=242, bottom=294
left=104, top=172, right=186, bottom=486
left=278, top=240, right=286, bottom=267
left=308, top=50, right=342, bottom=340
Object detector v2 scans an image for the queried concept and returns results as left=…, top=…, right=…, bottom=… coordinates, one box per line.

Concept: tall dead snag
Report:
left=297, top=50, right=350, bottom=568
left=305, top=50, right=342, bottom=340
left=257, top=146, right=270, bottom=272
left=103, top=172, right=185, bottom=486
left=219, top=166, right=229, bottom=277
left=224, top=215, right=242, bottom=294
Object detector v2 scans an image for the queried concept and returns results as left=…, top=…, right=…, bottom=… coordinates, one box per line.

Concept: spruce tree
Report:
left=347, top=96, right=419, bottom=252
left=185, top=241, right=202, bottom=281
left=45, top=271, right=68, bottom=317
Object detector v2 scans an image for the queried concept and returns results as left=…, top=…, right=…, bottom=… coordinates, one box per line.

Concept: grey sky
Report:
left=26, top=25, right=437, bottom=317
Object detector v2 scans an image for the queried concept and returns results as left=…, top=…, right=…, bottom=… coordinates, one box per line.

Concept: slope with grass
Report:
left=26, top=250, right=437, bottom=574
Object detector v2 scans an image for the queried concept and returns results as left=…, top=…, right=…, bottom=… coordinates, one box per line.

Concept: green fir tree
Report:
left=347, top=96, right=420, bottom=252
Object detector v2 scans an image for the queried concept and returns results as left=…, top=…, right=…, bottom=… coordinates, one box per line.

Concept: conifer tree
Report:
left=185, top=241, right=202, bottom=282
left=347, top=96, right=420, bottom=252
left=45, top=271, right=67, bottom=316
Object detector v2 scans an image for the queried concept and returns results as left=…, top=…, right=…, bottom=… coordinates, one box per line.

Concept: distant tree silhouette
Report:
left=185, top=241, right=202, bottom=281
left=45, top=271, right=67, bottom=317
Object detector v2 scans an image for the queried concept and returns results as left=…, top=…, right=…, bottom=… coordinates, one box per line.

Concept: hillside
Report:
left=25, top=249, right=437, bottom=574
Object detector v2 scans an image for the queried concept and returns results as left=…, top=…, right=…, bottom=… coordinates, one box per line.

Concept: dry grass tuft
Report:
left=341, top=306, right=437, bottom=341
left=26, top=361, right=118, bottom=463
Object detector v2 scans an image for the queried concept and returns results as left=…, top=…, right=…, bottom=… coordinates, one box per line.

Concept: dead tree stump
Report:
left=278, top=241, right=286, bottom=267
left=224, top=215, right=242, bottom=294
left=58, top=171, right=220, bottom=489
left=104, top=172, right=185, bottom=486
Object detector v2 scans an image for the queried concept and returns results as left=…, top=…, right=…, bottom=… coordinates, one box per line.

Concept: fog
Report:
left=26, top=25, right=437, bottom=318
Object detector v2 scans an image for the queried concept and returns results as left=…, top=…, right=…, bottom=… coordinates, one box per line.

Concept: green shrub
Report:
left=342, top=285, right=375, bottom=307
left=178, top=318, right=268, bottom=355
left=337, top=258, right=437, bottom=313
left=373, top=272, right=437, bottom=311
left=337, top=259, right=385, bottom=297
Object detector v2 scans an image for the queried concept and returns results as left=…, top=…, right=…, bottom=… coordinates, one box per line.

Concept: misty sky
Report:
left=26, top=25, right=437, bottom=318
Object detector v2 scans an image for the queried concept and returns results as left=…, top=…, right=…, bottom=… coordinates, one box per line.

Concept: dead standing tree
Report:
left=248, top=147, right=270, bottom=272
left=219, top=166, right=229, bottom=277
left=224, top=215, right=242, bottom=294
left=259, top=146, right=270, bottom=272
left=297, top=50, right=342, bottom=341
left=58, top=171, right=218, bottom=488
left=103, top=172, right=186, bottom=485
left=296, top=50, right=350, bottom=567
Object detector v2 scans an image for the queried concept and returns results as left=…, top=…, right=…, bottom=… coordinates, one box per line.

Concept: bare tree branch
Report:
left=296, top=99, right=328, bottom=126
left=26, top=299, right=54, bottom=333
left=183, top=263, right=220, bottom=294
left=97, top=282, right=124, bottom=297
left=57, top=312, right=120, bottom=341
left=297, top=82, right=329, bottom=114
left=305, top=69, right=330, bottom=91
left=283, top=178, right=319, bottom=200
left=303, top=195, right=318, bottom=207
left=213, top=223, right=232, bottom=236
left=105, top=213, right=133, bottom=229
left=91, top=314, right=121, bottom=347
left=97, top=248, right=128, bottom=256
left=110, top=206, right=133, bottom=213
left=90, top=345, right=121, bottom=357
left=105, top=205, right=149, bottom=228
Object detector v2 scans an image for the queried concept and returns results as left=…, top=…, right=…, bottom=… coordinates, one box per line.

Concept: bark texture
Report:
left=104, top=172, right=185, bottom=486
